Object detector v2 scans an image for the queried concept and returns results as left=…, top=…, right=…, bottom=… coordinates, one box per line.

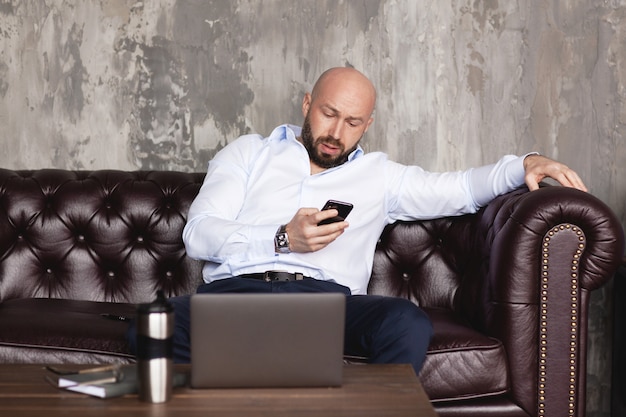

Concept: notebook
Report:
left=190, top=292, right=346, bottom=388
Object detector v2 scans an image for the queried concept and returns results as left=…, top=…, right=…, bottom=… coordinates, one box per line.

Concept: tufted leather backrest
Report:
left=368, top=187, right=530, bottom=322
left=0, top=169, right=205, bottom=303
left=369, top=217, right=471, bottom=310
left=0, top=167, right=523, bottom=313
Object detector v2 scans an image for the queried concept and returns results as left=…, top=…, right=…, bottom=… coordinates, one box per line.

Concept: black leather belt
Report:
left=239, top=271, right=307, bottom=282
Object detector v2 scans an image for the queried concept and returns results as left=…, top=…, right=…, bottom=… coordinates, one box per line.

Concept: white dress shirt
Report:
left=183, top=124, right=527, bottom=294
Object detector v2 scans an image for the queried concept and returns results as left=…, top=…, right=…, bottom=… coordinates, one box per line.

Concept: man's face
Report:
left=300, top=114, right=360, bottom=169
left=300, top=68, right=375, bottom=173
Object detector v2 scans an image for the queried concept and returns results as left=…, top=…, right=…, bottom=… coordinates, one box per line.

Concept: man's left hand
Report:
left=523, top=154, right=588, bottom=192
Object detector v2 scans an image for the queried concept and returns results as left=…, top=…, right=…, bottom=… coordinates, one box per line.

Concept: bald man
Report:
left=132, top=67, right=587, bottom=373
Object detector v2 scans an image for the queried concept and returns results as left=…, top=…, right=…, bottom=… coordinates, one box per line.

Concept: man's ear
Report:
left=302, top=93, right=312, bottom=117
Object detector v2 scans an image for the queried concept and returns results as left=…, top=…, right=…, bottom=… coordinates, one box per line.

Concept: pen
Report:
left=100, top=313, right=131, bottom=322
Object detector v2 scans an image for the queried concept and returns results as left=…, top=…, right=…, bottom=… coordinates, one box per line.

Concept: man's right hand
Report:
left=284, top=208, right=349, bottom=253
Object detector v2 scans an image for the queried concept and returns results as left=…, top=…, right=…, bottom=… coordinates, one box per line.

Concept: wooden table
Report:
left=0, top=363, right=436, bottom=416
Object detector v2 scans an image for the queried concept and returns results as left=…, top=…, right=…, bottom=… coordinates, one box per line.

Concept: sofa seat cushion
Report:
left=0, top=298, right=136, bottom=363
left=420, top=308, right=509, bottom=403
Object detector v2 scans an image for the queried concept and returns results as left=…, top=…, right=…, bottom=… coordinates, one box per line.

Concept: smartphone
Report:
left=318, top=199, right=354, bottom=225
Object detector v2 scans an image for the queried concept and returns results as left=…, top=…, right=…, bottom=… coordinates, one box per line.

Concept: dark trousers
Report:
left=128, top=278, right=433, bottom=374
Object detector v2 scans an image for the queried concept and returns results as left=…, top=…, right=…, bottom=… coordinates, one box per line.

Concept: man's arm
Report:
left=182, top=135, right=277, bottom=262
left=469, top=153, right=587, bottom=209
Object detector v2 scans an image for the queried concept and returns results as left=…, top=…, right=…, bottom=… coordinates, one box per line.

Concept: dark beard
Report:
left=300, top=116, right=359, bottom=169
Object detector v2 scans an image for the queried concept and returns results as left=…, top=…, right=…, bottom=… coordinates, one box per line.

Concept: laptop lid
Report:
left=190, top=292, right=346, bottom=388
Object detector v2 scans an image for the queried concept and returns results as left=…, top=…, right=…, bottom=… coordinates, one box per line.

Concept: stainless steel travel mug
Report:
left=136, top=290, right=174, bottom=403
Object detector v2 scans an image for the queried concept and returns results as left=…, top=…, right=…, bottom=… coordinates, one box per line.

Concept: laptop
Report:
left=190, top=292, right=346, bottom=388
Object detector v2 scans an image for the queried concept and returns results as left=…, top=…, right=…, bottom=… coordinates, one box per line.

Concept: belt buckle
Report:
left=263, top=270, right=286, bottom=282
left=263, top=270, right=304, bottom=282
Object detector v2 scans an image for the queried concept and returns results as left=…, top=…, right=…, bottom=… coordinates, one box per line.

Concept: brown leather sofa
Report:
left=0, top=168, right=623, bottom=417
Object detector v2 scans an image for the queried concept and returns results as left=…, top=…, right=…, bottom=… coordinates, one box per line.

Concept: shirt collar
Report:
left=271, top=124, right=364, bottom=163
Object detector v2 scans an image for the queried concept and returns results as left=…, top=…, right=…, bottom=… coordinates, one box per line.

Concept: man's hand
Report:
left=523, top=154, right=588, bottom=192
left=284, top=208, right=349, bottom=253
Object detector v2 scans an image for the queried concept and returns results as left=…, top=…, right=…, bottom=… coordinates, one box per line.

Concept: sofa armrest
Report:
left=471, top=186, right=624, bottom=417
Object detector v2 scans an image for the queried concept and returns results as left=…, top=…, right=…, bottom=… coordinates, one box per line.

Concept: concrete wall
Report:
left=1, top=1, right=625, bottom=414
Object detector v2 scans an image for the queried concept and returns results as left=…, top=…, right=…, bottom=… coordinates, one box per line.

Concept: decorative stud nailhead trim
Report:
left=538, top=224, right=584, bottom=417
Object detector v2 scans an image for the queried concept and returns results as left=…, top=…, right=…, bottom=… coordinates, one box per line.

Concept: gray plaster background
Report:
left=1, top=1, right=625, bottom=415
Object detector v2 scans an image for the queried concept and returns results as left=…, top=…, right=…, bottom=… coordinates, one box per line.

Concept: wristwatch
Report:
left=274, top=224, right=291, bottom=254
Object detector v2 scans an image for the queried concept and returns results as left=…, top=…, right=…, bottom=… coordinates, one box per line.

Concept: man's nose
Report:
left=329, top=120, right=344, bottom=140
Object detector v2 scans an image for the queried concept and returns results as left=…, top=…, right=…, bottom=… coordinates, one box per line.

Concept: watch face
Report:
left=277, top=233, right=288, bottom=247
left=275, top=226, right=291, bottom=253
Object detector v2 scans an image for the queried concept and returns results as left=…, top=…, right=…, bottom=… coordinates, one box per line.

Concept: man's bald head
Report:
left=310, top=67, right=377, bottom=118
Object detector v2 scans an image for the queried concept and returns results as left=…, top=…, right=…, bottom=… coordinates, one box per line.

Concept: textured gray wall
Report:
left=1, top=1, right=625, bottom=414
